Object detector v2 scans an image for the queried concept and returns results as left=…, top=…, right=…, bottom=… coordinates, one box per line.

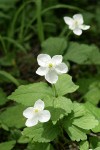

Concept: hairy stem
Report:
left=52, top=84, right=58, bottom=97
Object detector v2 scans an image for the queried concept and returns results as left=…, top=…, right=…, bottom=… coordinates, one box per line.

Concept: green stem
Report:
left=59, top=122, right=69, bottom=144
left=65, top=30, right=72, bottom=40
left=52, top=84, right=58, bottom=97
left=35, top=0, right=44, bottom=42
left=59, top=26, right=68, bottom=37
left=62, top=30, right=72, bottom=56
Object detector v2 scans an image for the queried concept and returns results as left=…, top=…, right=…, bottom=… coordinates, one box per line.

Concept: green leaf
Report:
left=85, top=87, right=100, bottom=105
left=27, top=143, right=54, bottom=150
left=89, top=137, right=100, bottom=149
left=84, top=102, right=100, bottom=133
left=0, top=141, right=16, bottom=150
left=77, top=77, right=97, bottom=94
left=8, top=82, right=53, bottom=106
left=73, top=114, right=98, bottom=130
left=73, top=102, right=86, bottom=118
left=18, top=135, right=31, bottom=144
left=0, top=105, right=25, bottom=128
left=94, top=147, right=100, bottom=150
left=54, top=96, right=73, bottom=115
left=63, top=102, right=98, bottom=141
left=0, top=70, right=19, bottom=86
left=42, top=4, right=82, bottom=14
left=0, top=53, right=15, bottom=66
left=63, top=113, right=87, bottom=141
left=84, top=82, right=100, bottom=105
left=64, top=121, right=87, bottom=141
left=35, top=0, right=44, bottom=42
left=3, top=37, right=26, bottom=53
left=23, top=121, right=60, bottom=143
left=64, top=42, right=100, bottom=64
left=48, top=96, right=73, bottom=123
left=79, top=141, right=89, bottom=150
left=0, top=0, right=17, bottom=4
left=41, top=37, right=67, bottom=56
left=73, top=102, right=98, bottom=130
left=55, top=74, right=79, bottom=96
left=0, top=88, right=7, bottom=105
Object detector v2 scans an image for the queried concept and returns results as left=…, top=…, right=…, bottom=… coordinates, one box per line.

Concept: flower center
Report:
left=34, top=109, right=39, bottom=113
left=48, top=63, right=53, bottom=68
left=74, top=20, right=79, bottom=27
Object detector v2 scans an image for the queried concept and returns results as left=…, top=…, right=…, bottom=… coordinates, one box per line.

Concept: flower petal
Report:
left=80, top=24, right=90, bottom=30
left=25, top=117, right=38, bottom=127
left=34, top=99, right=45, bottom=110
left=45, top=70, right=58, bottom=84
left=73, top=14, right=83, bottom=24
left=36, top=66, right=48, bottom=76
left=52, top=55, right=62, bottom=65
left=63, top=17, right=74, bottom=26
left=37, top=54, right=51, bottom=67
left=69, top=24, right=76, bottom=30
left=73, top=28, right=82, bottom=35
left=38, top=110, right=51, bottom=122
left=23, top=107, right=34, bottom=119
left=55, top=63, right=68, bottom=74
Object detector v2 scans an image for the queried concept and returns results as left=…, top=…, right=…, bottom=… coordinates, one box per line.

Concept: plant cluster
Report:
left=0, top=0, right=100, bottom=150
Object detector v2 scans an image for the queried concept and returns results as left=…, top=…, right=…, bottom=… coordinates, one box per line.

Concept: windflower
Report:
left=64, top=14, right=90, bottom=35
left=36, top=54, right=68, bottom=84
left=23, top=99, right=51, bottom=127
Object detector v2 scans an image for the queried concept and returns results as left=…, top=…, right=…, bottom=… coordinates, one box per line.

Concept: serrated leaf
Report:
left=27, top=143, right=54, bottom=150
left=8, top=82, right=53, bottom=106
left=54, top=96, right=73, bottom=114
left=0, top=141, right=16, bottom=150
left=63, top=102, right=98, bottom=141
left=22, top=122, right=60, bottom=143
left=0, top=105, right=25, bottom=128
left=85, top=87, right=100, bottom=105
left=64, top=42, right=92, bottom=64
left=77, top=77, right=98, bottom=94
left=64, top=42, right=100, bottom=64
left=63, top=112, right=87, bottom=141
left=84, top=102, right=100, bottom=133
left=18, top=135, right=31, bottom=144
left=79, top=141, right=89, bottom=150
left=48, top=96, right=73, bottom=123
left=73, top=113, right=98, bottom=130
left=84, top=82, right=100, bottom=105
left=73, top=102, right=86, bottom=118
left=94, top=147, right=100, bottom=150
left=55, top=74, right=79, bottom=96
left=41, top=37, right=67, bottom=56
left=73, top=102, right=98, bottom=130
left=64, top=121, right=87, bottom=141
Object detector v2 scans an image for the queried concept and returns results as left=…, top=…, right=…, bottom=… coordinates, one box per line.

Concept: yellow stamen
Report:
left=75, top=21, right=78, bottom=26
left=34, top=109, right=39, bottom=113
left=48, top=63, right=53, bottom=68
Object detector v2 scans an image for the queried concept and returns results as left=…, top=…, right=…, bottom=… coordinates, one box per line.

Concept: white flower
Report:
left=36, top=54, right=68, bottom=84
left=64, top=14, right=90, bottom=35
left=23, top=99, right=51, bottom=127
